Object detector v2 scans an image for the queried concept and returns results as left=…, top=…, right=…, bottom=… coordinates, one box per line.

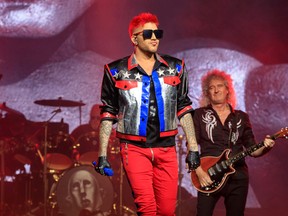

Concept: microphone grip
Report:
left=92, top=161, right=114, bottom=176
left=103, top=167, right=114, bottom=176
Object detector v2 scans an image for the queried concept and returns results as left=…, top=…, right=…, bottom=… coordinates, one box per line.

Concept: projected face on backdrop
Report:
left=0, top=0, right=103, bottom=133
left=0, top=0, right=95, bottom=37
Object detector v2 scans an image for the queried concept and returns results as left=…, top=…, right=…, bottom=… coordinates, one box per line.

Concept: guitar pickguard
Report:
left=200, top=151, right=234, bottom=192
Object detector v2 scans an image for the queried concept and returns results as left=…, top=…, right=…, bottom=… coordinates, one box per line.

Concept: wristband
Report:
left=186, top=151, right=201, bottom=171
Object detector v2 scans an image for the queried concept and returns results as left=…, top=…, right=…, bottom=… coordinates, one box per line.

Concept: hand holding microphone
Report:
left=92, top=156, right=114, bottom=176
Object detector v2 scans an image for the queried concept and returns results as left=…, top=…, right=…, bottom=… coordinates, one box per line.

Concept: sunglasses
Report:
left=134, top=29, right=164, bottom=40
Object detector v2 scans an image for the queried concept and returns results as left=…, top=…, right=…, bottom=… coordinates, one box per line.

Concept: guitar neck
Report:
left=227, top=141, right=264, bottom=166
left=227, top=133, right=280, bottom=166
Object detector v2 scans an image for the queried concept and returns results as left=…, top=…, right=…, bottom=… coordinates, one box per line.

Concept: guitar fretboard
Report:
left=227, top=141, right=264, bottom=166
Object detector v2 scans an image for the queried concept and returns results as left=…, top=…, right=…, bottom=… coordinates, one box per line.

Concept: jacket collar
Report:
left=127, top=53, right=169, bottom=71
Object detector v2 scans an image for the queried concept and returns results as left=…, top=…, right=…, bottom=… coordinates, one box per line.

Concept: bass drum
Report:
left=51, top=165, right=114, bottom=216
left=70, top=124, right=99, bottom=165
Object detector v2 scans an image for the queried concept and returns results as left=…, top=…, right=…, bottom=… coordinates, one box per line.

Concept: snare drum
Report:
left=51, top=165, right=114, bottom=216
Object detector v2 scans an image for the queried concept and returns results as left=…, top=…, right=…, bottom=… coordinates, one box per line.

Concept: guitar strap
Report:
left=228, top=112, right=239, bottom=149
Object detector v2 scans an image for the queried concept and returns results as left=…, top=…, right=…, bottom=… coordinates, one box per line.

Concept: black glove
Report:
left=95, top=156, right=111, bottom=176
left=185, top=151, right=200, bottom=173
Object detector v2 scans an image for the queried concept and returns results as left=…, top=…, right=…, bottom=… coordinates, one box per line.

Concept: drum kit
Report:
left=0, top=99, right=136, bottom=216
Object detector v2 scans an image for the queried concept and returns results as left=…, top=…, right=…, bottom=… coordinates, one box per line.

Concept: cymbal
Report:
left=0, top=102, right=25, bottom=116
left=34, top=98, right=85, bottom=107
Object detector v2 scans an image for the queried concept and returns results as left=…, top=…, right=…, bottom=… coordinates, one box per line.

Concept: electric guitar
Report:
left=191, top=127, right=288, bottom=194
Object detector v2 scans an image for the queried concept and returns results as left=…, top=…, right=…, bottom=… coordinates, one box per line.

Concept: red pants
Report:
left=120, top=143, right=178, bottom=216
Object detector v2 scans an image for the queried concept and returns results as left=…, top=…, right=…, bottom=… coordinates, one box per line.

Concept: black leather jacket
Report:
left=100, top=53, right=193, bottom=142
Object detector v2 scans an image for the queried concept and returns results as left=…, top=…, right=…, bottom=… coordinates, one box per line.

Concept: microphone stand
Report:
left=177, top=134, right=185, bottom=216
left=41, top=108, right=61, bottom=216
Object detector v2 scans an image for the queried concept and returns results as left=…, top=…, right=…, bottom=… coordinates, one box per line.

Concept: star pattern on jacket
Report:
left=167, top=67, right=175, bottom=75
left=135, top=72, right=142, bottom=81
left=157, top=68, right=165, bottom=76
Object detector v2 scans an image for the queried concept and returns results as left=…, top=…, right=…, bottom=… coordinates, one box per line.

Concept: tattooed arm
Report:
left=94, top=120, right=113, bottom=175
left=181, top=112, right=213, bottom=186
left=180, top=112, right=207, bottom=182
left=179, top=113, right=198, bottom=151
left=98, top=120, right=113, bottom=157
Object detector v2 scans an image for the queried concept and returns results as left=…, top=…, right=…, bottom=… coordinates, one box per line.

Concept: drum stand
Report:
left=38, top=109, right=61, bottom=216
left=0, top=141, right=5, bottom=216
left=78, top=104, right=83, bottom=125
left=25, top=114, right=59, bottom=216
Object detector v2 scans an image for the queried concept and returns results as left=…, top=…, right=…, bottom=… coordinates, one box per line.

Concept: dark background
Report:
left=87, top=0, right=288, bottom=65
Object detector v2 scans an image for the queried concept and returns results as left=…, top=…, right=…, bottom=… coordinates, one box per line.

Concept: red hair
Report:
left=128, top=12, right=159, bottom=37
left=199, top=69, right=237, bottom=109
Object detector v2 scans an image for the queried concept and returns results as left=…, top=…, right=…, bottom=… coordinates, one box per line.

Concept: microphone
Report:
left=51, top=108, right=61, bottom=114
left=92, top=161, right=114, bottom=176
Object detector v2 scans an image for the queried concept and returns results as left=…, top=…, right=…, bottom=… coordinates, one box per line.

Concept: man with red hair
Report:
left=193, top=69, right=275, bottom=216
left=95, top=12, right=199, bottom=215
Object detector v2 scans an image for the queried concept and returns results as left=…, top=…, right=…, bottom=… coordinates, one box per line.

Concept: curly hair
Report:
left=128, top=12, right=159, bottom=37
left=199, top=69, right=236, bottom=109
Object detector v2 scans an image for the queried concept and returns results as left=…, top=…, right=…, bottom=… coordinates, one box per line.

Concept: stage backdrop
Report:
left=0, top=1, right=287, bottom=215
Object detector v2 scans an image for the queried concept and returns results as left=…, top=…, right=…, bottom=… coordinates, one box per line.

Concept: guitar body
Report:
left=191, top=149, right=235, bottom=194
